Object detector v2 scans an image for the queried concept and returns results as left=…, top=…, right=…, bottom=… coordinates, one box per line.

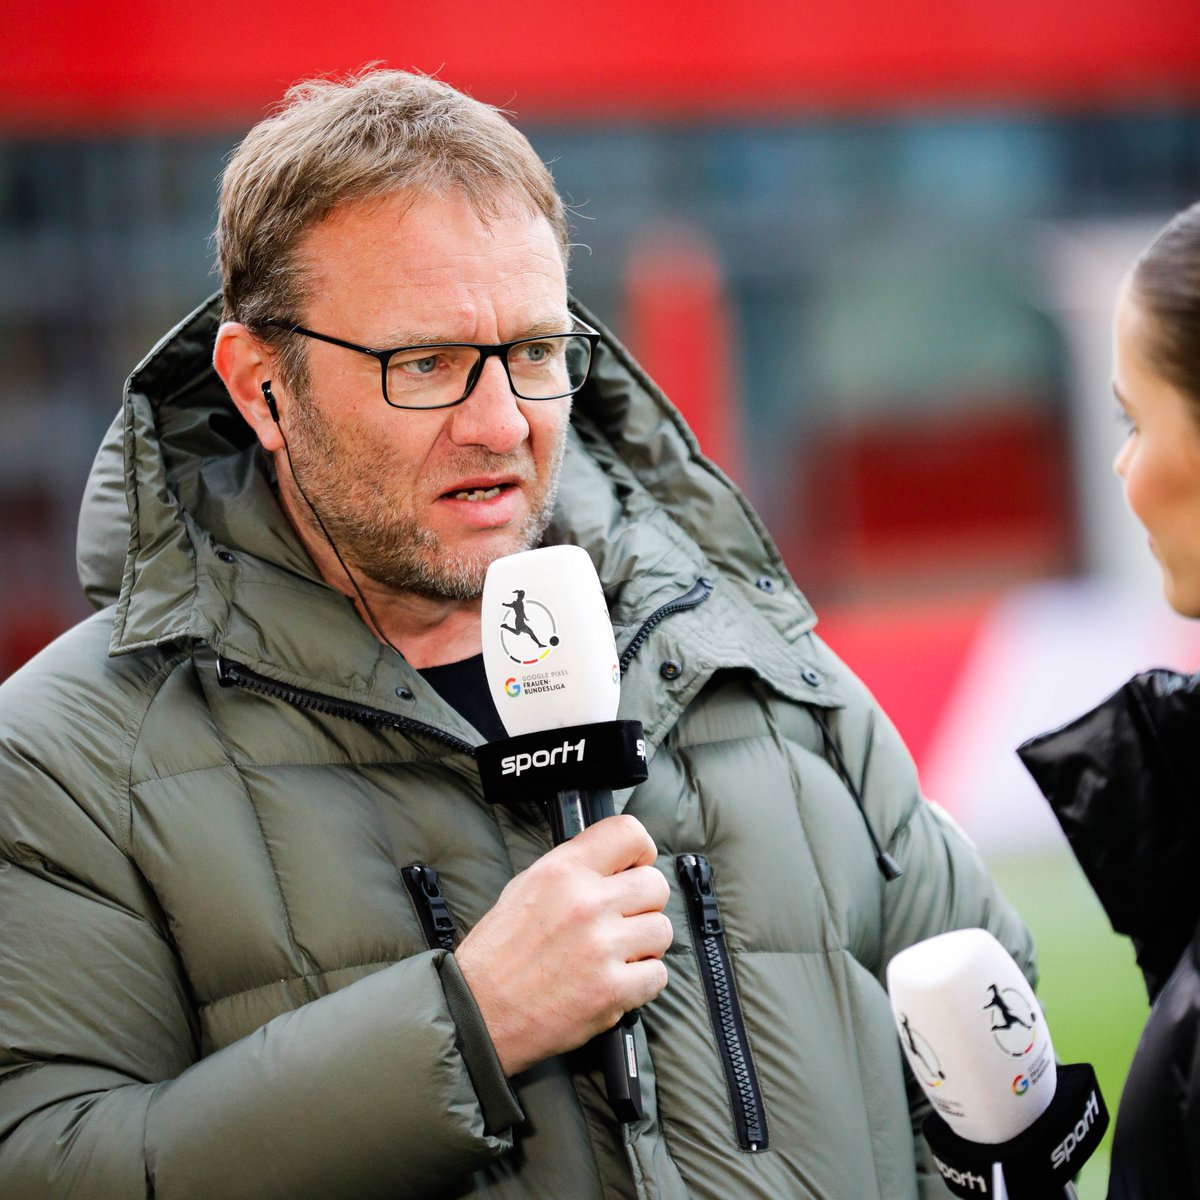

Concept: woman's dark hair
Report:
left=1131, top=200, right=1200, bottom=406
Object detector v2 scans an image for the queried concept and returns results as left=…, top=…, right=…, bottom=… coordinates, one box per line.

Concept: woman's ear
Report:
left=213, top=322, right=285, bottom=453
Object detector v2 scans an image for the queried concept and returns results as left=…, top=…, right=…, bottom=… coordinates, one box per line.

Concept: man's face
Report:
left=279, top=190, right=572, bottom=600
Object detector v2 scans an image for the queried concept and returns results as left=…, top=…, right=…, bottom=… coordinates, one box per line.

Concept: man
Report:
left=0, top=70, right=1033, bottom=1198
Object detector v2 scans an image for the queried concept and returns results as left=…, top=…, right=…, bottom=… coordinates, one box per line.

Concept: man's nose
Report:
left=448, top=357, right=529, bottom=453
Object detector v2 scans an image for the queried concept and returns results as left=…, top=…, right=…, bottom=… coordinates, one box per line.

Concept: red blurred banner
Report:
left=4, top=0, right=1200, bottom=131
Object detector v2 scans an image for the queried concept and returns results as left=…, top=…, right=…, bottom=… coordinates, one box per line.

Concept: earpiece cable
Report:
left=266, top=382, right=407, bottom=662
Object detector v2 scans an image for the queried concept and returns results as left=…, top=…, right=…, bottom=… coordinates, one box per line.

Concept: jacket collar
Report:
left=82, top=292, right=837, bottom=729
left=1019, top=668, right=1200, bottom=998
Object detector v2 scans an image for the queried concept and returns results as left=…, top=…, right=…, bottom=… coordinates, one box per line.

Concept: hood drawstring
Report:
left=812, top=708, right=903, bottom=882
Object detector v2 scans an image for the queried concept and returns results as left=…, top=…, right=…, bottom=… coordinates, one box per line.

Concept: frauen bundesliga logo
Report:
left=897, top=1013, right=945, bottom=1090
left=984, top=979, right=1052, bottom=1100
left=498, top=588, right=560, bottom=666
left=984, top=983, right=1039, bottom=1058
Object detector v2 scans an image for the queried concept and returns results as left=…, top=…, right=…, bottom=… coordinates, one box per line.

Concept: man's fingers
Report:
left=459, top=814, right=671, bottom=1075
left=618, top=909, right=674, bottom=961
left=621, top=957, right=670, bottom=1011
left=563, top=813, right=658, bottom=876
left=591, top=955, right=672, bottom=1032
left=613, top=864, right=672, bottom=917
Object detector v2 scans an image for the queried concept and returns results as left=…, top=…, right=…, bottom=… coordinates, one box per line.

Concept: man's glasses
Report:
left=262, top=317, right=600, bottom=410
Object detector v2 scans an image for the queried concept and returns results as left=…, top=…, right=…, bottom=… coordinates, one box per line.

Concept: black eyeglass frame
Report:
left=261, top=317, right=601, bottom=410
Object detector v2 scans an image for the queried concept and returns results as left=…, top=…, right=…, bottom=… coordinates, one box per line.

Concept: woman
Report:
left=1019, top=201, right=1200, bottom=1199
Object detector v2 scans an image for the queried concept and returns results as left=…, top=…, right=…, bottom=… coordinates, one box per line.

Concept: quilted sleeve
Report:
left=0, top=631, right=519, bottom=1199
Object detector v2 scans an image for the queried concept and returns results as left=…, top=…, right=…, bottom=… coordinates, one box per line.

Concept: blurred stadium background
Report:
left=6, top=3, right=1200, bottom=1192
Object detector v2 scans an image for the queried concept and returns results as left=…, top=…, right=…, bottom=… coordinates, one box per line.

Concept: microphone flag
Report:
left=478, top=545, right=648, bottom=1122
left=887, top=929, right=1107, bottom=1198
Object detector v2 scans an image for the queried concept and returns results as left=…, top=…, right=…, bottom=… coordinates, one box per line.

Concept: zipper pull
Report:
left=677, top=853, right=723, bottom=936
left=401, top=863, right=458, bottom=952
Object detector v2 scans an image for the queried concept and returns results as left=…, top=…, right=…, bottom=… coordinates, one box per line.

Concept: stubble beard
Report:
left=282, top=394, right=567, bottom=602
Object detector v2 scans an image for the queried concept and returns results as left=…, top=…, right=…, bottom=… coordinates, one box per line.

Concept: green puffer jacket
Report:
left=0, top=295, right=1033, bottom=1200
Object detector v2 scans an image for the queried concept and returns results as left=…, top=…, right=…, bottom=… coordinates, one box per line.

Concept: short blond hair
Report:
left=216, top=68, right=568, bottom=381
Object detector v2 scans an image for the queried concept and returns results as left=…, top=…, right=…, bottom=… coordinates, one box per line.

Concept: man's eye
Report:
left=516, top=340, right=557, bottom=364
left=391, top=352, right=445, bottom=378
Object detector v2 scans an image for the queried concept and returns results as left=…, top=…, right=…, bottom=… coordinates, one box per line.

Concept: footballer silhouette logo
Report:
left=984, top=983, right=1038, bottom=1058
left=498, top=589, right=560, bottom=665
left=898, top=1012, right=946, bottom=1088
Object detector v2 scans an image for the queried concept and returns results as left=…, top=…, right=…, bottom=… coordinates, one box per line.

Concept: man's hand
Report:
left=455, top=814, right=673, bottom=1077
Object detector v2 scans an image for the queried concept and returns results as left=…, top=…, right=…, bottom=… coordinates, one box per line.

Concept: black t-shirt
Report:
left=419, top=654, right=507, bottom=743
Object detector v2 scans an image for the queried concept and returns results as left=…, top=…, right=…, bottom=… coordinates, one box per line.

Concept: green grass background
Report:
left=985, top=848, right=1149, bottom=1200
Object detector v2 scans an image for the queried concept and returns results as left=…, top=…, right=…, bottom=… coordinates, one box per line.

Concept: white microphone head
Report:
left=481, top=545, right=620, bottom=736
left=886, top=928, right=1056, bottom=1144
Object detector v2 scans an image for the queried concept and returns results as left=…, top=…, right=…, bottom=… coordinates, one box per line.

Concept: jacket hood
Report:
left=78, top=292, right=830, bottom=719
left=1018, top=668, right=1200, bottom=998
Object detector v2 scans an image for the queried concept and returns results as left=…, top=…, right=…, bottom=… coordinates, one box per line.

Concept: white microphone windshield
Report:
left=481, top=545, right=620, bottom=736
left=886, top=928, right=1056, bottom=1144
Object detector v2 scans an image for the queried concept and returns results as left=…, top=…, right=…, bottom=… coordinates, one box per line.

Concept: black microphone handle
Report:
left=475, top=722, right=650, bottom=1124
left=549, top=785, right=645, bottom=1125
left=992, top=1166, right=1078, bottom=1200
left=548, top=786, right=613, bottom=843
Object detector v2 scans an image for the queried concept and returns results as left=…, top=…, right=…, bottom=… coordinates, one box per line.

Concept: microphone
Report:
left=887, top=929, right=1107, bottom=1199
left=476, top=545, right=649, bottom=1122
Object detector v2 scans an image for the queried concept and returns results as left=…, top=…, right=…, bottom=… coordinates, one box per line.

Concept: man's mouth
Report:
left=449, top=485, right=505, bottom=502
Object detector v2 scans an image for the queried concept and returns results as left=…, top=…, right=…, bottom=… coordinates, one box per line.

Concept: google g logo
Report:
left=1012, top=1075, right=1029, bottom=1096
left=504, top=678, right=521, bottom=698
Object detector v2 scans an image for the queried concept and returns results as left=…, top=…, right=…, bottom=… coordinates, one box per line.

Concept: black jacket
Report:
left=1019, top=669, right=1200, bottom=1200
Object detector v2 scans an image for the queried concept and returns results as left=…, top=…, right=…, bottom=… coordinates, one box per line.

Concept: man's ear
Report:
left=213, top=322, right=285, bottom=453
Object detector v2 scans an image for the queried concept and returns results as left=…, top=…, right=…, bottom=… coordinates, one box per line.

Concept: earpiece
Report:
left=262, top=380, right=279, bottom=423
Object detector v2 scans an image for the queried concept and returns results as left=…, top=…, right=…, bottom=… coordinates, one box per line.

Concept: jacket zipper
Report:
left=676, top=853, right=769, bottom=1152
left=619, top=577, right=714, bottom=675
left=215, top=656, right=475, bottom=754
left=400, top=863, right=459, bottom=952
